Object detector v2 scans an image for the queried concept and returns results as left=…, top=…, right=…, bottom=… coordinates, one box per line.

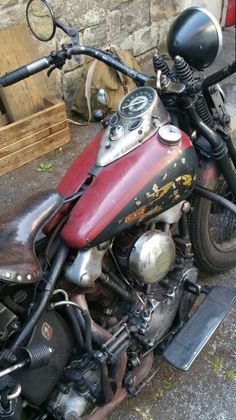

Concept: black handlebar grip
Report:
left=0, top=66, right=30, bottom=87
left=0, top=57, right=52, bottom=87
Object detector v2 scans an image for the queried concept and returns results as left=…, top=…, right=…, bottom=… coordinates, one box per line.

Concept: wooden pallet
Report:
left=0, top=23, right=52, bottom=122
left=0, top=97, right=70, bottom=176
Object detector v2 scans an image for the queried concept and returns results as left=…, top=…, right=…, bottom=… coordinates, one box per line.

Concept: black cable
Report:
left=194, top=186, right=236, bottom=216
left=100, top=362, right=114, bottom=403
left=185, top=99, right=236, bottom=198
left=66, top=306, right=84, bottom=349
left=221, top=133, right=236, bottom=170
left=45, top=215, right=69, bottom=264
left=82, top=310, right=93, bottom=354
left=11, top=243, right=69, bottom=352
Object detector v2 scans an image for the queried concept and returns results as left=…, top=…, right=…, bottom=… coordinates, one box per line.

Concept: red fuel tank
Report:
left=60, top=126, right=197, bottom=249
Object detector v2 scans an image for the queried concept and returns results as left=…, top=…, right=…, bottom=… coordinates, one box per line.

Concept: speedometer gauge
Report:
left=119, top=87, right=157, bottom=117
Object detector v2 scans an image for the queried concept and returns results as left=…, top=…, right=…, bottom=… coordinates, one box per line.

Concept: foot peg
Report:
left=163, top=286, right=236, bottom=371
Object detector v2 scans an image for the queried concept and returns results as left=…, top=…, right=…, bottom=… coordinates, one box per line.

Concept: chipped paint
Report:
left=135, top=197, right=142, bottom=206
left=119, top=174, right=193, bottom=225
left=152, top=184, right=159, bottom=193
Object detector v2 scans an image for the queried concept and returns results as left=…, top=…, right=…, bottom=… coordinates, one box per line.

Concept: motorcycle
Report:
left=0, top=0, right=236, bottom=418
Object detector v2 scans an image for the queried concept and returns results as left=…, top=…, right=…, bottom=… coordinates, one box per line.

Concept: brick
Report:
left=0, top=0, right=18, bottom=9
left=120, top=0, right=150, bottom=35
left=150, top=0, right=181, bottom=21
left=83, top=20, right=108, bottom=47
left=107, top=10, right=121, bottom=43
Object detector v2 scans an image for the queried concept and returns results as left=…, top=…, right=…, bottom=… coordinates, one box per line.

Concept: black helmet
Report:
left=167, top=7, right=223, bottom=70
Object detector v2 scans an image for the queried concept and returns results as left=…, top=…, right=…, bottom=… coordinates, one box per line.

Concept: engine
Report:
left=113, top=229, right=176, bottom=285
left=112, top=224, right=182, bottom=346
left=0, top=201, right=194, bottom=420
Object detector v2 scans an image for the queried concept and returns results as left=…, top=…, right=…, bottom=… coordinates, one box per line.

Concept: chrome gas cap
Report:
left=158, top=124, right=181, bottom=146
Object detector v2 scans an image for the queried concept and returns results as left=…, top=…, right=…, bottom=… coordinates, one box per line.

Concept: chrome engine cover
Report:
left=51, top=386, right=91, bottom=420
left=129, top=230, right=176, bottom=284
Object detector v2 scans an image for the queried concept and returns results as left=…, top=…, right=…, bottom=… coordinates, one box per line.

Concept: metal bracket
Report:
left=209, top=85, right=231, bottom=127
left=55, top=19, right=81, bottom=63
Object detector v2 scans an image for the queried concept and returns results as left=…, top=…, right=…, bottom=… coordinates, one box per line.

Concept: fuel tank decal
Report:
left=120, top=174, right=193, bottom=225
left=146, top=174, right=192, bottom=201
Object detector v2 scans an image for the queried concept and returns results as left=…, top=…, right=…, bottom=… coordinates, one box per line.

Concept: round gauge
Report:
left=119, top=87, right=157, bottom=117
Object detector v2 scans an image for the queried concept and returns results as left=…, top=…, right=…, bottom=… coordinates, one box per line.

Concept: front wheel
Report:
left=189, top=183, right=236, bottom=273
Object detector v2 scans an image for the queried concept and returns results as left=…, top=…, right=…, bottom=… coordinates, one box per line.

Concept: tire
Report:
left=189, top=182, right=236, bottom=274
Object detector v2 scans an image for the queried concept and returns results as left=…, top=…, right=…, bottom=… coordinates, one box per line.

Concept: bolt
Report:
left=105, top=141, right=111, bottom=149
left=223, top=114, right=231, bottom=125
left=130, top=325, right=138, bottom=334
left=80, top=272, right=91, bottom=286
left=181, top=201, right=191, bottom=214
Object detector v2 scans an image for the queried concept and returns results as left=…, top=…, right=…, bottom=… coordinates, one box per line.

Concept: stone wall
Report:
left=0, top=0, right=224, bottom=101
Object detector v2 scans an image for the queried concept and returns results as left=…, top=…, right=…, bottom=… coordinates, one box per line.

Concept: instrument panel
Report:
left=96, top=87, right=170, bottom=167
left=119, top=87, right=157, bottom=117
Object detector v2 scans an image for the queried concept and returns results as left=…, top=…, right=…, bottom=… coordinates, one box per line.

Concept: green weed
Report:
left=37, top=162, right=53, bottom=173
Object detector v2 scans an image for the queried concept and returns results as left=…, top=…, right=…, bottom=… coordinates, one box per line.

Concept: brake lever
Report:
left=47, top=51, right=67, bottom=77
left=47, top=65, right=56, bottom=77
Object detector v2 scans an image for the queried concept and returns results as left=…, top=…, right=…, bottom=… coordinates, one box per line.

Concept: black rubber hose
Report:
left=82, top=310, right=93, bottom=354
left=222, top=134, right=236, bottom=170
left=186, top=100, right=236, bottom=198
left=66, top=306, right=84, bottom=350
left=45, top=215, right=69, bottom=264
left=217, top=154, right=236, bottom=197
left=186, top=100, right=225, bottom=149
left=100, top=362, right=114, bottom=403
left=194, top=186, right=236, bottom=216
left=11, top=243, right=69, bottom=352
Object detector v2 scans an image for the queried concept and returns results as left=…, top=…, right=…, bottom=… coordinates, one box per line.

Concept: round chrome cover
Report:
left=158, top=124, right=181, bottom=146
left=129, top=230, right=176, bottom=284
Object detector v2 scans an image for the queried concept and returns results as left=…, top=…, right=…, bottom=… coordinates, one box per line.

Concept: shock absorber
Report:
left=174, top=55, right=214, bottom=127
left=195, top=95, right=214, bottom=127
left=174, top=55, right=194, bottom=82
left=153, top=50, right=170, bottom=76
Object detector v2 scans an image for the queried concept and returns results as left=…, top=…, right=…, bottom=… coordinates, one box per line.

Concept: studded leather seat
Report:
left=0, top=190, right=64, bottom=284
